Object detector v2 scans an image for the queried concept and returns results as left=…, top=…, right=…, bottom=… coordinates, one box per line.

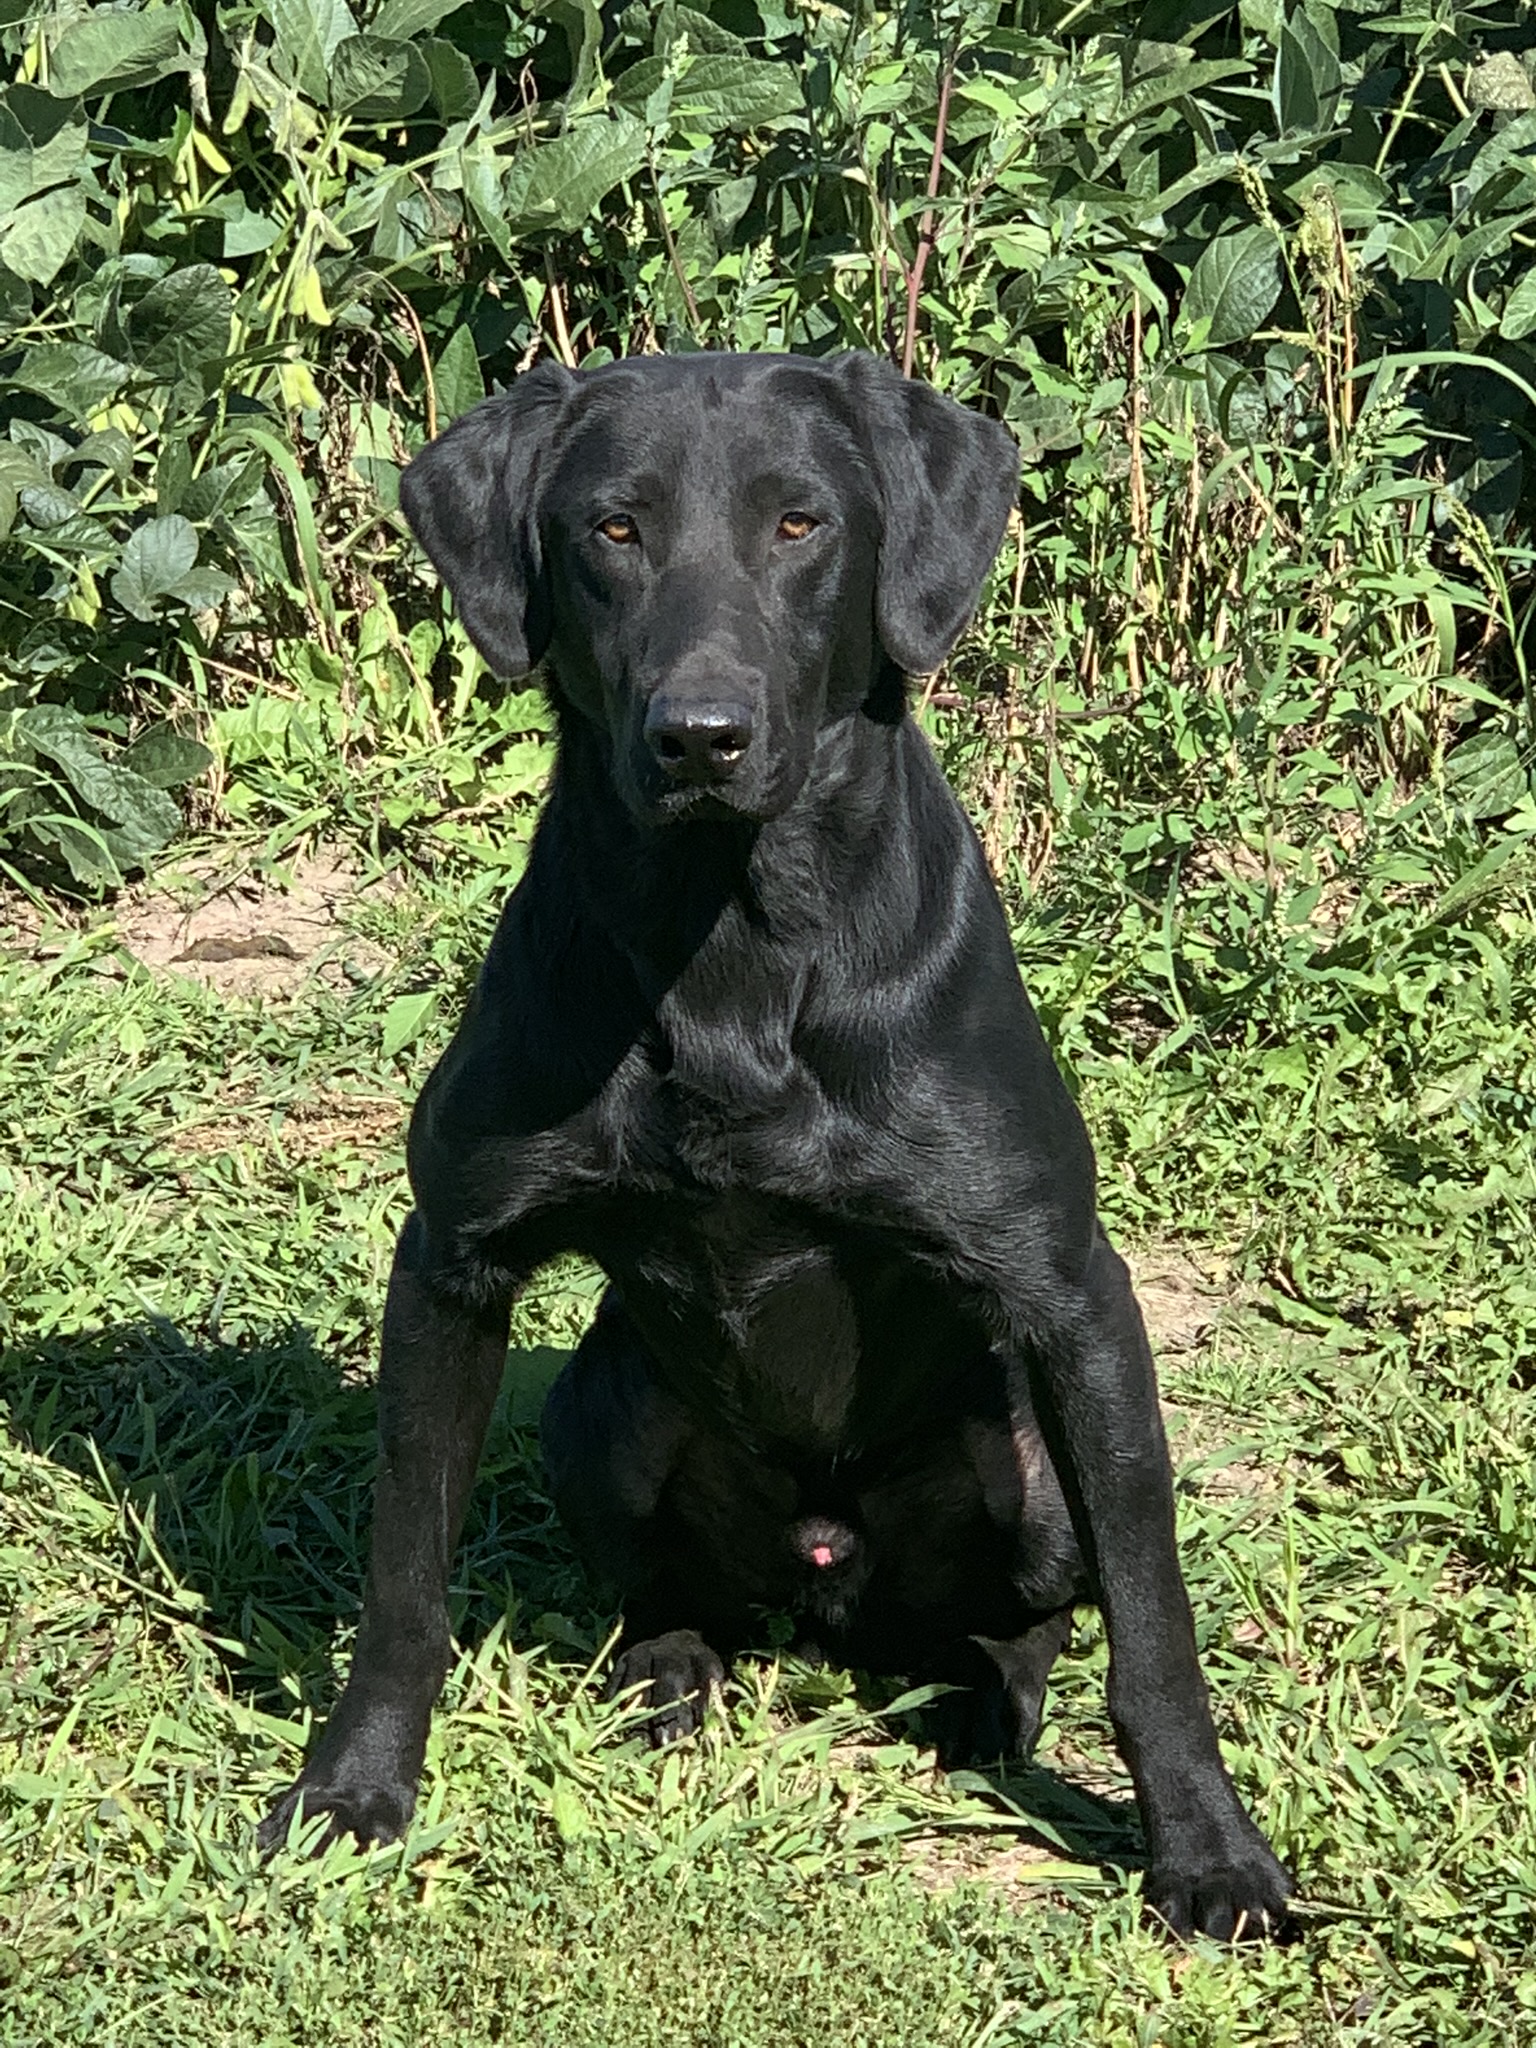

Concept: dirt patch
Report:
left=1125, top=1247, right=1230, bottom=1356
left=1120, top=1249, right=1282, bottom=1502
left=111, top=847, right=396, bottom=996
left=1165, top=1408, right=1277, bottom=1502
left=169, top=1085, right=405, bottom=1164
left=1191, top=835, right=1362, bottom=939
left=903, top=1830, right=1065, bottom=1906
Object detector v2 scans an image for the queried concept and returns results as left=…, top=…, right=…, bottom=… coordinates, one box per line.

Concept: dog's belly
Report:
left=588, top=1189, right=989, bottom=1458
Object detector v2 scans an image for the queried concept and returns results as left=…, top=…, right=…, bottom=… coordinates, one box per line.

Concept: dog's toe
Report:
left=607, top=1629, right=725, bottom=1745
left=258, top=1774, right=415, bottom=1856
left=1145, top=1845, right=1294, bottom=1943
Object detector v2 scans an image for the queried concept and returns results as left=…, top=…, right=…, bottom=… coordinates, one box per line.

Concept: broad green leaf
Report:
left=0, top=444, right=50, bottom=490
left=267, top=0, right=359, bottom=103
left=180, top=458, right=263, bottom=520
left=1444, top=428, right=1523, bottom=528
left=0, top=81, right=82, bottom=151
left=101, top=804, right=180, bottom=870
left=20, top=706, right=181, bottom=841
left=221, top=198, right=282, bottom=258
left=1443, top=728, right=1529, bottom=819
left=157, top=436, right=193, bottom=516
left=1286, top=162, right=1389, bottom=230
left=381, top=989, right=437, bottom=1059
left=49, top=10, right=188, bottom=97
left=1274, top=14, right=1339, bottom=135
left=433, top=324, right=484, bottom=424
left=1182, top=226, right=1282, bottom=348
left=1003, top=392, right=1080, bottom=458
left=459, top=140, right=513, bottom=258
left=1273, top=5, right=1341, bottom=135
left=1132, top=151, right=1239, bottom=225
left=111, top=515, right=200, bottom=621
left=613, top=54, right=800, bottom=131
left=708, top=173, right=756, bottom=242
left=1239, top=0, right=1283, bottom=34
left=1501, top=266, right=1536, bottom=341
left=26, top=814, right=122, bottom=887
left=1449, top=215, right=1524, bottom=288
left=503, top=114, right=649, bottom=236
left=72, top=429, right=132, bottom=478
left=19, top=479, right=81, bottom=529
left=420, top=37, right=478, bottom=121
left=1359, top=214, right=1440, bottom=279
left=372, top=0, right=465, bottom=34
left=6, top=342, right=128, bottom=414
left=120, top=725, right=215, bottom=790
left=1467, top=107, right=1536, bottom=189
left=530, top=0, right=603, bottom=107
left=1199, top=354, right=1268, bottom=441
left=330, top=35, right=430, bottom=122
left=172, top=567, right=238, bottom=611
left=1114, top=58, right=1247, bottom=125
left=0, top=144, right=29, bottom=220
left=664, top=5, right=749, bottom=55
left=0, top=185, right=85, bottom=286
left=0, top=85, right=86, bottom=213
left=123, top=264, right=235, bottom=379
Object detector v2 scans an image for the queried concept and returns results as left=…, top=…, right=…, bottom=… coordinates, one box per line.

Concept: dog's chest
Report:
left=612, top=972, right=842, bottom=1198
left=613, top=1195, right=863, bottom=1452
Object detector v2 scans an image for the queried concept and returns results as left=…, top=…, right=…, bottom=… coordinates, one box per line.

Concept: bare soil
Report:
left=111, top=846, right=396, bottom=997
left=168, top=1085, right=406, bottom=1165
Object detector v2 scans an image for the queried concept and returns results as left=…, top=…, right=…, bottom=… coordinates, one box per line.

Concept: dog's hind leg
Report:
left=541, top=1288, right=691, bottom=1603
left=925, top=1609, right=1074, bottom=1766
left=542, top=1295, right=727, bottom=1745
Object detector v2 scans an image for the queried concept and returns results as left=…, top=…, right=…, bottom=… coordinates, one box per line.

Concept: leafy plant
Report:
left=0, top=697, right=211, bottom=887
left=1, top=0, right=1533, bottom=890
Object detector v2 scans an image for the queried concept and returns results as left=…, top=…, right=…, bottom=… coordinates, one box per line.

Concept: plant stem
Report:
left=900, top=55, right=956, bottom=379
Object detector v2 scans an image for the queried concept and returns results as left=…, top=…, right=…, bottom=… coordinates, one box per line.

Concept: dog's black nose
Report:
left=644, top=697, right=754, bottom=784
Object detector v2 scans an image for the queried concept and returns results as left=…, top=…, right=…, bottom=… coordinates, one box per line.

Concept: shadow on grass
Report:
left=977, top=1760, right=1144, bottom=1869
left=3, top=1317, right=1143, bottom=1877
left=0, top=1317, right=592, bottom=1712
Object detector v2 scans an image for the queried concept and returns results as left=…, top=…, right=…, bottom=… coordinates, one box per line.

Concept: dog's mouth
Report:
left=652, top=784, right=750, bottom=822
left=640, top=780, right=790, bottom=829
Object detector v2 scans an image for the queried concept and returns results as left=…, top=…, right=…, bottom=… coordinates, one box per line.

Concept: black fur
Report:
left=260, top=351, right=1292, bottom=1941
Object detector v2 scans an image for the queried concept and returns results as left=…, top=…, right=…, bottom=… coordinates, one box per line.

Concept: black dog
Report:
left=261, top=351, right=1291, bottom=1941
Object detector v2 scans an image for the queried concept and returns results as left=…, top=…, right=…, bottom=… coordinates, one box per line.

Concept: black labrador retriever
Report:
left=260, top=350, right=1291, bottom=1940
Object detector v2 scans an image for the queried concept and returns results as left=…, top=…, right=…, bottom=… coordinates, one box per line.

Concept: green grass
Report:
left=4, top=797, right=1536, bottom=2045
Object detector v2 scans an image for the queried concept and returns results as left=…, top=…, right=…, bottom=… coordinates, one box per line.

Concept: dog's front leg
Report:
left=999, top=1223, right=1292, bottom=1939
left=259, top=1210, right=514, bottom=1850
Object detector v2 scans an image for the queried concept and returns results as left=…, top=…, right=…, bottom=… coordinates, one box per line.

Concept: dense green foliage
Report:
left=2, top=0, right=1535, bottom=883
left=5, top=0, right=1536, bottom=2040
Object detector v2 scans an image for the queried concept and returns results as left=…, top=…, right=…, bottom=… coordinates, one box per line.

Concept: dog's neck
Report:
left=534, top=700, right=955, bottom=993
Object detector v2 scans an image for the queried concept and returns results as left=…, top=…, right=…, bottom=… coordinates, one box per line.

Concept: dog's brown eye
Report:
left=598, top=514, right=639, bottom=545
left=777, top=513, right=817, bottom=542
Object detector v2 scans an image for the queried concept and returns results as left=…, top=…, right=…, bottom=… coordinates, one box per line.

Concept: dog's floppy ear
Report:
left=399, top=360, right=577, bottom=677
left=832, top=353, right=1019, bottom=678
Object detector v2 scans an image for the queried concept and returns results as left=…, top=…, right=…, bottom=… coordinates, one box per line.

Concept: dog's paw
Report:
left=925, top=1654, right=1020, bottom=1768
left=257, top=1772, right=416, bottom=1856
left=606, top=1629, right=725, bottom=1747
left=1145, top=1838, right=1294, bottom=1942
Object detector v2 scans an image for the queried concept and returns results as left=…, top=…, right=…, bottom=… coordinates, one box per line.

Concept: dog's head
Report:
left=400, top=351, right=1018, bottom=826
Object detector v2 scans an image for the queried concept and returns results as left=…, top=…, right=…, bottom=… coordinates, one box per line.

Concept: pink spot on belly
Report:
left=812, top=1544, right=834, bottom=1567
